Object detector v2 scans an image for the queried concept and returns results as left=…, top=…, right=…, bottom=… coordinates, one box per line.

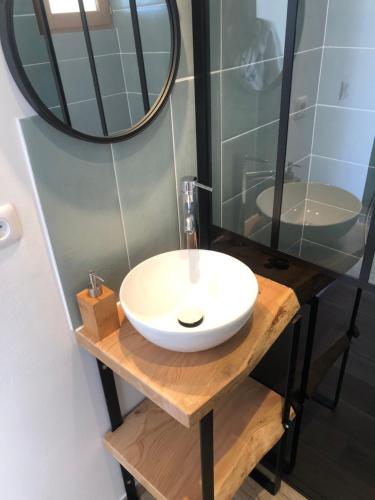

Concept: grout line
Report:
left=111, top=144, right=132, bottom=270
left=282, top=199, right=306, bottom=216
left=223, top=177, right=271, bottom=205
left=169, top=95, right=182, bottom=249
left=175, top=75, right=194, bottom=83
left=23, top=61, right=50, bottom=68
left=295, top=46, right=323, bottom=55
left=299, top=0, right=330, bottom=256
left=23, top=52, right=170, bottom=68
left=52, top=91, right=127, bottom=108
left=222, top=103, right=316, bottom=146
left=318, top=103, right=375, bottom=114
left=325, top=45, right=375, bottom=50
left=302, top=238, right=361, bottom=260
left=219, top=0, right=223, bottom=225
left=305, top=198, right=361, bottom=215
left=289, top=104, right=315, bottom=117
left=288, top=153, right=311, bottom=166
left=248, top=221, right=272, bottom=239
left=219, top=55, right=284, bottom=74
left=48, top=89, right=159, bottom=111
left=222, top=119, right=280, bottom=145
left=126, top=91, right=159, bottom=96
left=116, top=27, right=134, bottom=126
left=248, top=199, right=306, bottom=239
left=311, top=153, right=375, bottom=169
left=16, top=120, right=74, bottom=331
left=121, top=51, right=170, bottom=55
left=285, top=238, right=302, bottom=253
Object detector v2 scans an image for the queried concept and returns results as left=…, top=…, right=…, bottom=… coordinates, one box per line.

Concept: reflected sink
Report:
left=257, top=182, right=362, bottom=241
left=120, top=250, right=258, bottom=352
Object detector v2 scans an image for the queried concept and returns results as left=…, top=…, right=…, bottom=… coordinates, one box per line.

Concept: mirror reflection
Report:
left=13, top=0, right=173, bottom=138
left=210, top=0, right=375, bottom=279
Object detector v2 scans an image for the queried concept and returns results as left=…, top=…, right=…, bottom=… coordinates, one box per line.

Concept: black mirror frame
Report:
left=0, top=0, right=181, bottom=143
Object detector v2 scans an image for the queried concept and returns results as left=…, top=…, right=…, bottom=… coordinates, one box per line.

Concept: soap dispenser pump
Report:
left=88, top=271, right=104, bottom=298
left=76, top=272, right=120, bottom=342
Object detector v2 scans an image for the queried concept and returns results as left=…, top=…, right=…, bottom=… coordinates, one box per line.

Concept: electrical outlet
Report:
left=0, top=204, right=22, bottom=249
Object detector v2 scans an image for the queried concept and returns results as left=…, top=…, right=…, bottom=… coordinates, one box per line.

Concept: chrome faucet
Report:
left=181, top=176, right=213, bottom=249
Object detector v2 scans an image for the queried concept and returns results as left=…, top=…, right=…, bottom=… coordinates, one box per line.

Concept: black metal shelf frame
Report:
left=96, top=311, right=302, bottom=500
left=249, top=313, right=302, bottom=495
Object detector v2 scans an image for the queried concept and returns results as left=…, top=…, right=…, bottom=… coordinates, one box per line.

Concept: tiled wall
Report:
left=20, top=0, right=196, bottom=328
left=288, top=0, right=375, bottom=277
left=14, top=0, right=171, bottom=135
left=210, top=0, right=325, bottom=251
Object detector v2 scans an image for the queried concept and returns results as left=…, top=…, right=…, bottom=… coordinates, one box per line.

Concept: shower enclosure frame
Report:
left=191, top=0, right=375, bottom=293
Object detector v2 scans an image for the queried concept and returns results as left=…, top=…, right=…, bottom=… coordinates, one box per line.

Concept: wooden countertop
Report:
left=76, top=274, right=299, bottom=427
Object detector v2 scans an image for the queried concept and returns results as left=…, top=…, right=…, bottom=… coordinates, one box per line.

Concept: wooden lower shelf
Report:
left=104, top=377, right=294, bottom=500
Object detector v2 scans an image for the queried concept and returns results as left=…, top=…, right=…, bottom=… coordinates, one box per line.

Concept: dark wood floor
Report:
left=286, top=282, right=375, bottom=500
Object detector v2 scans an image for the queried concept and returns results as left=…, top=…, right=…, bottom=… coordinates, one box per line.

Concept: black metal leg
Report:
left=313, top=287, right=362, bottom=410
left=251, top=314, right=301, bottom=494
left=279, top=314, right=301, bottom=478
left=280, top=297, right=319, bottom=475
left=97, top=361, right=139, bottom=500
left=285, top=404, right=303, bottom=473
left=200, top=411, right=214, bottom=500
left=300, top=297, right=319, bottom=404
left=347, top=288, right=362, bottom=339
left=332, top=347, right=350, bottom=407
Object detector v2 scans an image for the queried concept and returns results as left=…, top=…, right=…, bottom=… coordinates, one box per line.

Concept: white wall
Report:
left=0, top=47, right=134, bottom=500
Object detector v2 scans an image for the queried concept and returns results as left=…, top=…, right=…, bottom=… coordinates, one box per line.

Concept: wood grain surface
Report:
left=76, top=274, right=299, bottom=427
left=104, top=378, right=295, bottom=500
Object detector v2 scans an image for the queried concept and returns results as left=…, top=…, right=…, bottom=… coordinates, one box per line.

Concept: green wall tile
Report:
left=20, top=117, right=129, bottom=327
left=296, top=0, right=327, bottom=53
left=171, top=80, right=197, bottom=243
left=326, top=0, right=375, bottom=48
left=112, top=107, right=180, bottom=266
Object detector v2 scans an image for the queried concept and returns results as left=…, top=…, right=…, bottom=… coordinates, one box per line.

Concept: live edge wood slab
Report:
left=104, top=378, right=295, bottom=500
left=76, top=274, right=300, bottom=428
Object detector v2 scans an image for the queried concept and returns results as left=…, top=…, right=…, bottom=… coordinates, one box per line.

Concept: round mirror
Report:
left=0, top=0, right=180, bottom=142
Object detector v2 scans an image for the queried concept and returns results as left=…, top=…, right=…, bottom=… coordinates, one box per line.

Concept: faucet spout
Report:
left=181, top=176, right=212, bottom=249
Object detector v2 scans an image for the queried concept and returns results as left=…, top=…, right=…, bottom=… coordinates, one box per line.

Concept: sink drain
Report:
left=178, top=308, right=204, bottom=328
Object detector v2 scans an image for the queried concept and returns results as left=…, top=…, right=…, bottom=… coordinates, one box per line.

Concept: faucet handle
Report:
left=181, top=176, right=213, bottom=194
left=194, top=180, right=213, bottom=192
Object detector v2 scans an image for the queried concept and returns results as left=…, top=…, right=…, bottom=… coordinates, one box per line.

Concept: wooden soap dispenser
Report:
left=76, top=272, right=120, bottom=342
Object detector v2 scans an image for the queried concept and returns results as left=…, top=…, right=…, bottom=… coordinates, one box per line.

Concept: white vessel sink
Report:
left=257, top=182, right=362, bottom=241
left=120, top=250, right=258, bottom=352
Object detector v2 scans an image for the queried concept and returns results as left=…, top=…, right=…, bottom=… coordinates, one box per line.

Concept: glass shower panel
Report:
left=280, top=0, right=375, bottom=279
left=210, top=0, right=288, bottom=246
